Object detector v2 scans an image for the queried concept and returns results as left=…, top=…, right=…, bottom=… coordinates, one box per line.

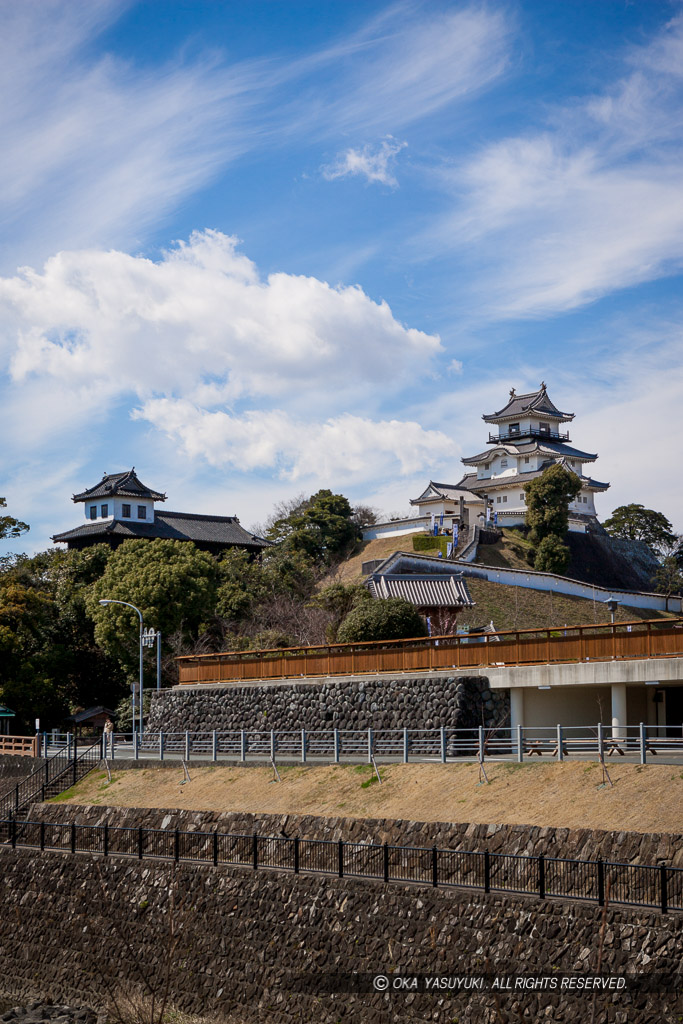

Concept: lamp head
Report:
left=99, top=599, right=111, bottom=606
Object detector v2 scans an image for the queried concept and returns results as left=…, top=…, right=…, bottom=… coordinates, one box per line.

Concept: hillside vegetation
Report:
left=53, top=761, right=683, bottom=835
left=329, top=532, right=673, bottom=632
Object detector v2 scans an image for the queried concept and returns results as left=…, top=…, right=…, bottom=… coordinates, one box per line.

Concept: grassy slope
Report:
left=53, top=761, right=683, bottom=835
left=330, top=532, right=673, bottom=631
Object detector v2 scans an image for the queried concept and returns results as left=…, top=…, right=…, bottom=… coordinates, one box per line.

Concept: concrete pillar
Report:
left=611, top=683, right=627, bottom=739
left=510, top=688, right=524, bottom=729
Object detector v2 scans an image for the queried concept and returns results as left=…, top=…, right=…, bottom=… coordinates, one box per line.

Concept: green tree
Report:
left=532, top=534, right=571, bottom=575
left=0, top=545, right=125, bottom=728
left=216, top=545, right=318, bottom=623
left=0, top=497, right=29, bottom=543
left=337, top=597, right=427, bottom=643
left=88, top=539, right=220, bottom=677
left=603, top=504, right=677, bottom=556
left=524, top=464, right=582, bottom=545
left=652, top=556, right=683, bottom=611
left=0, top=581, right=64, bottom=729
left=267, top=489, right=359, bottom=563
left=310, top=582, right=372, bottom=640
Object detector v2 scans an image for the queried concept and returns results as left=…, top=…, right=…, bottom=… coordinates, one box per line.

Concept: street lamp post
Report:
left=99, top=599, right=144, bottom=737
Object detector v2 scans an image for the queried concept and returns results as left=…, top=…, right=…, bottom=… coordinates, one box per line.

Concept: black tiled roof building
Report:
left=52, top=469, right=268, bottom=555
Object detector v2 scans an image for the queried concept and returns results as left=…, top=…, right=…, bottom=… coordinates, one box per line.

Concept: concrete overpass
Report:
left=486, top=657, right=682, bottom=733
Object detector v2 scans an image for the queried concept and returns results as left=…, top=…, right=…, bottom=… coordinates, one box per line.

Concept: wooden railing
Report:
left=176, top=618, right=683, bottom=685
left=0, top=735, right=39, bottom=756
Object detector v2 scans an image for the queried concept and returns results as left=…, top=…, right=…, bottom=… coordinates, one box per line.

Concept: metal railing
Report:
left=0, top=739, right=102, bottom=819
left=99, top=722, right=683, bottom=766
left=487, top=428, right=571, bottom=443
left=1, top=816, right=679, bottom=915
left=176, top=618, right=683, bottom=685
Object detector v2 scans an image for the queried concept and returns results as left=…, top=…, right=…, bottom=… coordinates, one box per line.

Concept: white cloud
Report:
left=0, top=230, right=450, bottom=488
left=431, top=14, right=683, bottom=318
left=1, top=230, right=439, bottom=403
left=0, top=2, right=513, bottom=270
left=303, top=3, right=512, bottom=135
left=322, top=137, right=407, bottom=187
left=135, top=401, right=457, bottom=481
left=0, top=2, right=271, bottom=267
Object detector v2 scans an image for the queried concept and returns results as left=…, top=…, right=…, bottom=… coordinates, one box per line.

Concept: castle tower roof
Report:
left=72, top=468, right=166, bottom=503
left=483, top=383, right=574, bottom=425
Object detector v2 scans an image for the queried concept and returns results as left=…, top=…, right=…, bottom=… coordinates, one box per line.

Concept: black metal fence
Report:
left=0, top=740, right=102, bottom=820
left=1, top=817, right=680, bottom=915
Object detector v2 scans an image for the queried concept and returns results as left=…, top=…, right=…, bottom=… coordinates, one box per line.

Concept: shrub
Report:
left=337, top=597, right=428, bottom=643
left=533, top=534, right=571, bottom=575
left=412, top=534, right=448, bottom=557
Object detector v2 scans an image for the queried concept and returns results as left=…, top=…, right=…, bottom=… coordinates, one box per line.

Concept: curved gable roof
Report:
left=73, top=468, right=166, bottom=503
left=483, top=384, right=574, bottom=424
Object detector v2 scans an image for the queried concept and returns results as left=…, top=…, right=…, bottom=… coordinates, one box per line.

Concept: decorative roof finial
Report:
left=540, top=380, right=546, bottom=391
left=509, top=387, right=516, bottom=398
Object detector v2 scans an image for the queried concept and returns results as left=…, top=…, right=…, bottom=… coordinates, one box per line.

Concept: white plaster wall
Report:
left=457, top=562, right=680, bottom=612
left=82, top=496, right=155, bottom=523
left=521, top=685, right=612, bottom=729
left=362, top=517, right=430, bottom=540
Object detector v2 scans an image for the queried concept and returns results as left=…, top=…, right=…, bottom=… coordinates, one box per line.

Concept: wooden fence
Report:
left=176, top=618, right=683, bottom=685
left=0, top=735, right=39, bottom=756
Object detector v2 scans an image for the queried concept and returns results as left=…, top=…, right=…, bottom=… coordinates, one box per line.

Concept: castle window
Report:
left=509, top=423, right=520, bottom=434
left=500, top=459, right=508, bottom=468
left=496, top=496, right=501, bottom=503
left=520, top=494, right=525, bottom=500
left=122, top=504, right=131, bottom=518
left=524, top=457, right=530, bottom=464
left=101, top=504, right=108, bottom=518
left=503, top=495, right=508, bottom=503
left=89, top=506, right=97, bottom=520
left=137, top=506, right=147, bottom=519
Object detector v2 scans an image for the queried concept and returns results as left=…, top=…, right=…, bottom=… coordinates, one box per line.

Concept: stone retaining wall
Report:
left=147, top=674, right=508, bottom=734
left=31, top=801, right=683, bottom=868
left=0, top=756, right=44, bottom=796
left=0, top=843, right=680, bottom=1023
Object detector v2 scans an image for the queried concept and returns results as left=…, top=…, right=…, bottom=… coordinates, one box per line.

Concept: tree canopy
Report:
left=532, top=534, right=572, bottom=575
left=337, top=597, right=427, bottom=643
left=88, top=539, right=220, bottom=675
left=0, top=546, right=124, bottom=730
left=0, top=497, right=29, bottom=544
left=652, top=556, right=683, bottom=609
left=603, top=504, right=677, bottom=557
left=266, top=489, right=359, bottom=563
left=523, top=464, right=581, bottom=574
left=523, top=464, right=582, bottom=544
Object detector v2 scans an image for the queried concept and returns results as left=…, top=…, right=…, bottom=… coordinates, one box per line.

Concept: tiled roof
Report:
left=410, top=481, right=484, bottom=505
left=73, top=469, right=166, bottom=502
left=462, top=440, right=597, bottom=464
left=53, top=510, right=270, bottom=548
left=456, top=468, right=610, bottom=492
left=366, top=573, right=474, bottom=608
left=483, top=385, right=574, bottom=424
left=66, top=705, right=116, bottom=724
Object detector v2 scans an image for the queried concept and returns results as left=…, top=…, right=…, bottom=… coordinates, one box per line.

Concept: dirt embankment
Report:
left=55, top=760, right=683, bottom=835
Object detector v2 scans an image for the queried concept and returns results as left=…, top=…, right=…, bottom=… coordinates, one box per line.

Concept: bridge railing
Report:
left=175, top=618, right=683, bottom=685
left=99, top=722, right=683, bottom=766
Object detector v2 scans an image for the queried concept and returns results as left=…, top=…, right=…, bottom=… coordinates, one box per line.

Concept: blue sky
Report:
left=2, top=0, right=683, bottom=552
